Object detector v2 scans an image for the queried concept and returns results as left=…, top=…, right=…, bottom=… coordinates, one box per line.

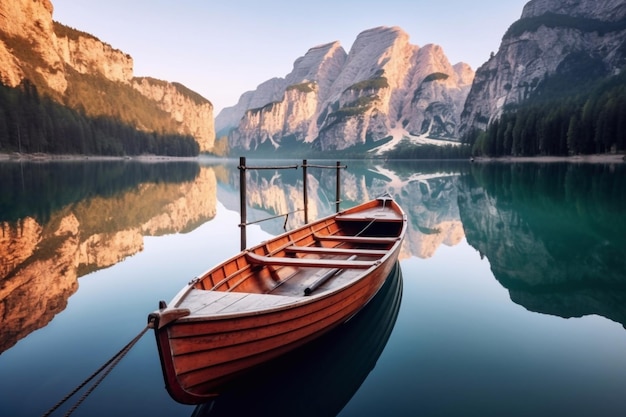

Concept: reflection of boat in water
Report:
left=148, top=196, right=406, bottom=404
left=191, top=262, right=403, bottom=417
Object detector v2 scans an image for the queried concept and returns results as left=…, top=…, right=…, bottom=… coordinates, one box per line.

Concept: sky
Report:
left=51, top=0, right=530, bottom=114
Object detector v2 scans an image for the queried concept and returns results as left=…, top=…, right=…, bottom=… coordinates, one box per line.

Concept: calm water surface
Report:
left=1, top=158, right=625, bottom=417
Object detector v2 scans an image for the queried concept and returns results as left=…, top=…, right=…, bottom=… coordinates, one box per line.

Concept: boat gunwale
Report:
left=169, top=198, right=406, bottom=312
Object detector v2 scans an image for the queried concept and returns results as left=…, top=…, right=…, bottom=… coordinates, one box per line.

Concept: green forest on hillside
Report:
left=0, top=81, right=199, bottom=156
left=465, top=66, right=626, bottom=157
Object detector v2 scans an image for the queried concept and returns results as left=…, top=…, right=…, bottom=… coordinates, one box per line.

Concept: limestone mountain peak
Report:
left=460, top=0, right=626, bottom=135
left=219, top=25, right=474, bottom=155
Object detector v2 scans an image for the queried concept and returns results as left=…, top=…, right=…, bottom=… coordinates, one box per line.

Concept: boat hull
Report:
left=149, top=196, right=406, bottom=404
left=192, top=261, right=403, bottom=416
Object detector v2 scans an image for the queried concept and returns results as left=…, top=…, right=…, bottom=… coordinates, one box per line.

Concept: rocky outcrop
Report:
left=220, top=27, right=474, bottom=154
left=0, top=0, right=66, bottom=92
left=215, top=77, right=287, bottom=136
left=0, top=41, right=23, bottom=87
left=133, top=78, right=215, bottom=152
left=0, top=0, right=51, bottom=36
left=0, top=0, right=215, bottom=152
left=55, top=25, right=133, bottom=84
left=460, top=0, right=626, bottom=134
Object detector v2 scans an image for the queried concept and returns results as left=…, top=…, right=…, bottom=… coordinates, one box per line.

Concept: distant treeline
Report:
left=382, top=139, right=471, bottom=159
left=465, top=66, right=626, bottom=157
left=504, top=12, right=626, bottom=39
left=0, top=81, right=199, bottom=156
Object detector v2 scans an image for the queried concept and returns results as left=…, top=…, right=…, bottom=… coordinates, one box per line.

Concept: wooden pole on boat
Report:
left=302, top=159, right=309, bottom=224
left=336, top=161, right=341, bottom=213
left=239, top=156, right=247, bottom=251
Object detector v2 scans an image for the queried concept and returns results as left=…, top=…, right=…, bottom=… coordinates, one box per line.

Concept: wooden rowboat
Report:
left=148, top=195, right=407, bottom=404
left=192, top=262, right=403, bottom=417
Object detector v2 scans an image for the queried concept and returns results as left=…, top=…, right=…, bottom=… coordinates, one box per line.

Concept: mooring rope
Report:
left=41, top=326, right=149, bottom=417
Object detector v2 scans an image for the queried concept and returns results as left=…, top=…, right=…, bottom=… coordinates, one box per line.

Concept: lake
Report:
left=1, top=158, right=625, bottom=417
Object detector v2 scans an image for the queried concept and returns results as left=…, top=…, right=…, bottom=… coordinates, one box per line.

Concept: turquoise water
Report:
left=0, top=159, right=625, bottom=416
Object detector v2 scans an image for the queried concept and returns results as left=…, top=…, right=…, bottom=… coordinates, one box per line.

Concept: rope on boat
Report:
left=351, top=217, right=378, bottom=239
left=335, top=194, right=394, bottom=248
left=41, top=326, right=149, bottom=417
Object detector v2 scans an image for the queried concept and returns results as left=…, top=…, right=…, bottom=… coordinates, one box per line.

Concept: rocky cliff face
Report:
left=219, top=27, right=474, bottom=154
left=55, top=25, right=133, bottom=85
left=0, top=0, right=67, bottom=91
left=132, top=78, right=215, bottom=152
left=0, top=0, right=214, bottom=152
left=460, top=0, right=626, bottom=134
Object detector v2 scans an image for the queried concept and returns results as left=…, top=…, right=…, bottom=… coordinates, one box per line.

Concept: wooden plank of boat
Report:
left=284, top=245, right=387, bottom=256
left=183, top=289, right=297, bottom=317
left=335, top=208, right=404, bottom=222
left=313, top=233, right=400, bottom=244
left=245, top=251, right=378, bottom=269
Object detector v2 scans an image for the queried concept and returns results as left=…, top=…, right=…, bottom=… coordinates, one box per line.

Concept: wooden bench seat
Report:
left=245, top=251, right=377, bottom=269
left=313, top=233, right=399, bottom=245
left=335, top=204, right=403, bottom=221
left=284, top=245, right=387, bottom=257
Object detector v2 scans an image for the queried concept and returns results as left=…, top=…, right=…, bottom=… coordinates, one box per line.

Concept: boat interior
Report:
left=191, top=204, right=405, bottom=298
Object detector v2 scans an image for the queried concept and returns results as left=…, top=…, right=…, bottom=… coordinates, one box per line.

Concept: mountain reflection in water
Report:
left=0, top=161, right=212, bottom=354
left=2, top=158, right=625, bottom=361
left=459, top=162, right=626, bottom=327
left=0, top=159, right=464, bottom=356
left=2, top=159, right=626, bottom=417
left=192, top=263, right=403, bottom=417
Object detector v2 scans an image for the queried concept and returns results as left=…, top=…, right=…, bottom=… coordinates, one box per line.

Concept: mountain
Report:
left=0, top=0, right=215, bottom=153
left=460, top=0, right=626, bottom=135
left=217, top=26, right=474, bottom=156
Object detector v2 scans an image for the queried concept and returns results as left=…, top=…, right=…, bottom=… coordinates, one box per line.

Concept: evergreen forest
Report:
left=465, top=66, right=626, bottom=157
left=382, top=140, right=471, bottom=159
left=0, top=81, right=199, bottom=157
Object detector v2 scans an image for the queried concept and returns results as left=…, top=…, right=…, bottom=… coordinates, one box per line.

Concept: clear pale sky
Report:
left=51, top=0, right=530, bottom=114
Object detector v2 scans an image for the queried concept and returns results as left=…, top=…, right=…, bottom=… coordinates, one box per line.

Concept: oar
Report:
left=304, top=255, right=357, bottom=296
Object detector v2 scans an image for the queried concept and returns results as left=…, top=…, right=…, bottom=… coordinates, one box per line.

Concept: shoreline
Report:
left=472, top=154, right=625, bottom=163
left=1, top=152, right=624, bottom=163
left=0, top=152, right=200, bottom=162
